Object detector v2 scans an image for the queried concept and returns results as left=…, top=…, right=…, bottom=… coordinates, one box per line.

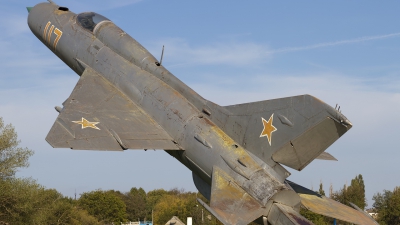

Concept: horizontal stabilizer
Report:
left=316, top=152, right=337, bottom=161
left=46, top=67, right=180, bottom=151
left=271, top=117, right=346, bottom=170
left=286, top=180, right=377, bottom=225
left=349, top=202, right=379, bottom=224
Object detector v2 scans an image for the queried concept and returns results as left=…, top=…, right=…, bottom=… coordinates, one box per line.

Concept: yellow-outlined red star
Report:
left=260, top=114, right=277, bottom=146
left=72, top=117, right=100, bottom=130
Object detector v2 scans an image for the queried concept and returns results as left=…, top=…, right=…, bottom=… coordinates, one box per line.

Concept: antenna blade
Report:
left=159, top=45, right=164, bottom=66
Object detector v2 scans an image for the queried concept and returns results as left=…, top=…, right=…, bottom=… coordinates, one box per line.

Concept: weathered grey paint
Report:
left=27, top=2, right=377, bottom=225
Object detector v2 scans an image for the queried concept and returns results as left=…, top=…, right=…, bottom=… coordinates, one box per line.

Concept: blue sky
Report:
left=1, top=0, right=399, bottom=207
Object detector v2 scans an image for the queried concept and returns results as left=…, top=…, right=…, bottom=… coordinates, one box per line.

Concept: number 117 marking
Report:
left=43, top=21, right=63, bottom=50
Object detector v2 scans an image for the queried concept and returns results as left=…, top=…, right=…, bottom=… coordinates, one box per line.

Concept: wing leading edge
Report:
left=46, top=67, right=180, bottom=151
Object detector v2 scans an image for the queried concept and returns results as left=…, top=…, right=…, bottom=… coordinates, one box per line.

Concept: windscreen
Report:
left=77, top=12, right=110, bottom=32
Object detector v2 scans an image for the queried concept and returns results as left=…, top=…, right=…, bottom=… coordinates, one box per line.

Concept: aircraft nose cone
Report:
left=27, top=7, right=33, bottom=13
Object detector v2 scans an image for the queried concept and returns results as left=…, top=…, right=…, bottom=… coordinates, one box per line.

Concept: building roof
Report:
left=165, top=216, right=185, bottom=225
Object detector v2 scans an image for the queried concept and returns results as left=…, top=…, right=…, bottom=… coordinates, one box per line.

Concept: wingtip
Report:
left=343, top=119, right=353, bottom=127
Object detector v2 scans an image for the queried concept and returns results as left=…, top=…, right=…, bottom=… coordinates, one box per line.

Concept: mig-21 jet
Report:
left=27, top=1, right=377, bottom=225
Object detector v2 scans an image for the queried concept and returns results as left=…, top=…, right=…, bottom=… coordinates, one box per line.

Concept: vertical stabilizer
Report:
left=221, top=95, right=351, bottom=171
left=197, top=166, right=315, bottom=225
left=198, top=166, right=265, bottom=225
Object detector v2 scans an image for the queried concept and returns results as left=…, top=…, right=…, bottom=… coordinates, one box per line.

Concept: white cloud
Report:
left=148, top=38, right=271, bottom=67
left=267, top=32, right=400, bottom=54
left=148, top=31, right=400, bottom=69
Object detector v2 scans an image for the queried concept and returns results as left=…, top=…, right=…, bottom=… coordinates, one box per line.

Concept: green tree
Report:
left=347, top=174, right=367, bottom=210
left=0, top=177, right=98, bottom=225
left=108, top=188, right=148, bottom=221
left=69, top=207, right=100, bottom=225
left=332, top=174, right=366, bottom=210
left=152, top=188, right=219, bottom=225
left=153, top=189, right=198, bottom=225
left=123, top=187, right=147, bottom=221
left=0, top=117, right=33, bottom=179
left=318, top=182, right=326, bottom=196
left=146, top=188, right=168, bottom=220
left=373, top=186, right=400, bottom=225
left=79, top=190, right=127, bottom=224
left=0, top=117, right=98, bottom=225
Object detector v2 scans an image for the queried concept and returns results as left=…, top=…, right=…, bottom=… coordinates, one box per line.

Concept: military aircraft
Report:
left=27, top=1, right=377, bottom=225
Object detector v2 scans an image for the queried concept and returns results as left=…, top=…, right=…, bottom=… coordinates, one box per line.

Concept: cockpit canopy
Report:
left=77, top=12, right=110, bottom=32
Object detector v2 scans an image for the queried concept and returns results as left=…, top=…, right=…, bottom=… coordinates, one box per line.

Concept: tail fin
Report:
left=220, top=95, right=351, bottom=171
left=197, top=166, right=265, bottom=225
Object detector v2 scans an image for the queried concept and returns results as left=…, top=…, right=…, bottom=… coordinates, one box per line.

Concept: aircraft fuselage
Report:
left=29, top=3, right=377, bottom=225
left=28, top=3, right=289, bottom=207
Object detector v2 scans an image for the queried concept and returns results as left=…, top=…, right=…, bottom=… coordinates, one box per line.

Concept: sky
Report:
left=0, top=0, right=399, bottom=207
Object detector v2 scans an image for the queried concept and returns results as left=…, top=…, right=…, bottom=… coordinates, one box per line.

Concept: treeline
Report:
left=299, top=175, right=400, bottom=225
left=77, top=187, right=218, bottom=224
left=0, top=178, right=98, bottom=224
left=0, top=178, right=218, bottom=224
left=1, top=117, right=400, bottom=225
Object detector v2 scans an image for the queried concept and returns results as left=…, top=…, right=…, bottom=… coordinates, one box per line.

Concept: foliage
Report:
left=152, top=188, right=219, bottom=225
left=347, top=174, right=367, bottom=209
left=146, top=188, right=168, bottom=217
left=79, top=190, right=127, bottom=224
left=124, top=187, right=147, bottom=221
left=332, top=174, right=367, bottom=210
left=69, top=207, right=100, bottom=225
left=318, top=182, right=325, bottom=196
left=373, top=186, right=400, bottom=225
left=300, top=208, right=329, bottom=225
left=0, top=117, right=99, bottom=225
left=153, top=193, right=188, bottom=224
left=0, top=177, right=98, bottom=225
left=0, top=117, right=33, bottom=179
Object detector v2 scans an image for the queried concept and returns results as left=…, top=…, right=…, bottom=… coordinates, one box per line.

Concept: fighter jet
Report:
left=27, top=2, right=377, bottom=225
